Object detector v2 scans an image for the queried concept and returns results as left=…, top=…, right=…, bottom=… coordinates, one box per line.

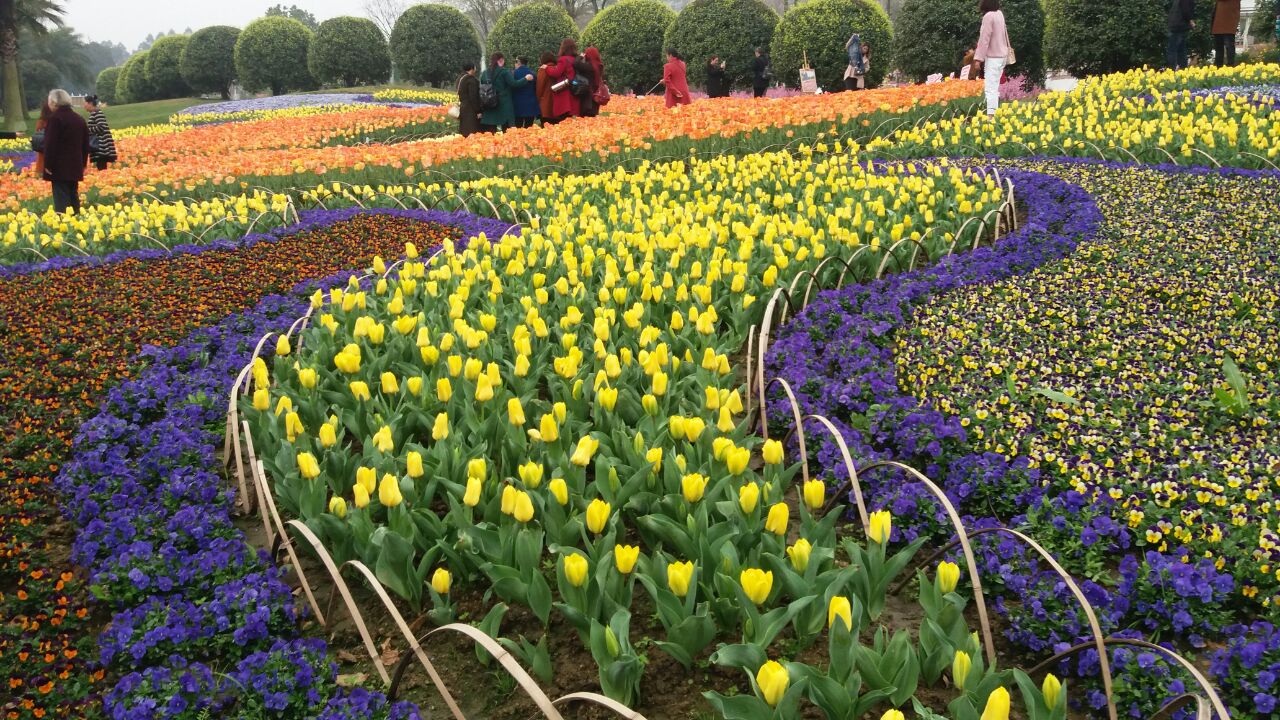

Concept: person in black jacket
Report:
left=83, top=95, right=117, bottom=170
left=457, top=63, right=482, bottom=137
left=42, top=89, right=90, bottom=214
left=706, top=56, right=728, bottom=98
left=1166, top=0, right=1196, bottom=70
left=752, top=47, right=771, bottom=98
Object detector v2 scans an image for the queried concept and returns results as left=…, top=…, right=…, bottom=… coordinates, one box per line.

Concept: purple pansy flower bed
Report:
left=174, top=93, right=438, bottom=120
left=2, top=150, right=36, bottom=172
left=58, top=208, right=513, bottom=716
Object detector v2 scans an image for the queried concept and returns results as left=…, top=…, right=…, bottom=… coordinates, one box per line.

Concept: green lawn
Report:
left=100, top=97, right=204, bottom=129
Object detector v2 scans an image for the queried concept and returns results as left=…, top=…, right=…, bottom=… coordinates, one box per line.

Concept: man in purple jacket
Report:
left=1166, top=0, right=1197, bottom=70
left=42, top=89, right=90, bottom=214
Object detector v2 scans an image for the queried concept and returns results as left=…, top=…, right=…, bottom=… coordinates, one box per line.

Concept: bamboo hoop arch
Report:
left=253, top=460, right=326, bottom=625
left=759, top=377, right=810, bottom=485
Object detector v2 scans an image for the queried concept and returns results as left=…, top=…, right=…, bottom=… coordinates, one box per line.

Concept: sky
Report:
left=63, top=0, right=359, bottom=50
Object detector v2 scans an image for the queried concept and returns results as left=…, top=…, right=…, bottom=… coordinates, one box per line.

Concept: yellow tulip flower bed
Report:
left=243, top=153, right=1046, bottom=714
left=869, top=64, right=1280, bottom=167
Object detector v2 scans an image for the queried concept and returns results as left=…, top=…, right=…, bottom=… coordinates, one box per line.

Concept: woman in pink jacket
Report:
left=663, top=49, right=691, bottom=108
left=973, top=0, right=1010, bottom=117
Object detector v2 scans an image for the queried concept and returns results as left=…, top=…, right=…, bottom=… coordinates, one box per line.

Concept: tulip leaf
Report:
left=474, top=603, right=508, bottom=666
left=787, top=664, right=851, bottom=719
left=653, top=640, right=694, bottom=670
left=374, top=530, right=422, bottom=610
left=710, top=642, right=768, bottom=673
left=701, top=690, right=772, bottom=720
left=527, top=571, right=552, bottom=627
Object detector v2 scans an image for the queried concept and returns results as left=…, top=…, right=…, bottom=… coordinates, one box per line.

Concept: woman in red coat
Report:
left=663, top=50, right=690, bottom=108
left=544, top=38, right=581, bottom=121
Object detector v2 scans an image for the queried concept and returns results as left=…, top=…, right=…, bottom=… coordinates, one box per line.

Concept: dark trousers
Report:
left=1214, top=34, right=1236, bottom=66
left=1166, top=30, right=1189, bottom=69
left=753, top=84, right=767, bottom=98
left=95, top=159, right=109, bottom=171
left=51, top=181, right=80, bottom=214
left=514, top=116, right=536, bottom=128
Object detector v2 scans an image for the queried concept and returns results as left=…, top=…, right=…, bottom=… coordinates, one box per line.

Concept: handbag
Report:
left=593, top=81, right=611, bottom=106
left=447, top=105, right=461, bottom=119
left=30, top=131, right=44, bottom=154
left=1003, top=24, right=1017, bottom=65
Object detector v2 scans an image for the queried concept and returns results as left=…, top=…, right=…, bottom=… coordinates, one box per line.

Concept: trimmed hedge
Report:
left=895, top=0, right=1044, bottom=86
left=95, top=66, right=121, bottom=105
left=771, top=0, right=892, bottom=91
left=181, top=26, right=242, bottom=99
left=308, top=16, right=391, bottom=87
left=390, top=4, right=482, bottom=86
left=1044, top=0, right=1212, bottom=78
left=487, top=2, right=579, bottom=67
left=235, top=16, right=317, bottom=95
left=582, top=0, right=676, bottom=94
left=664, top=0, right=778, bottom=90
left=146, top=35, right=191, bottom=100
left=118, top=52, right=156, bottom=104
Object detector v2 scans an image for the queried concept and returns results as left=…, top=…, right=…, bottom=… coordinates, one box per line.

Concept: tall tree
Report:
left=450, top=0, right=515, bottom=39
left=266, top=3, right=320, bottom=30
left=363, top=0, right=408, bottom=38
left=2, top=0, right=66, bottom=132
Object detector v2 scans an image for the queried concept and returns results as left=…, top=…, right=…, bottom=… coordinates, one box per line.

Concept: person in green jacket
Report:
left=480, top=53, right=527, bottom=132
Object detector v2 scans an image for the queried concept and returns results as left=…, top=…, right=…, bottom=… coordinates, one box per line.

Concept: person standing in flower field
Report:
left=42, top=89, right=90, bottom=215
left=480, top=52, right=526, bottom=132
left=1211, top=0, right=1241, bottom=66
left=973, top=0, right=1011, bottom=116
left=535, top=52, right=558, bottom=125
left=706, top=55, right=729, bottom=97
left=844, top=34, right=870, bottom=91
left=752, top=47, right=772, bottom=98
left=456, top=63, right=482, bottom=137
left=662, top=49, right=691, bottom=108
left=1167, top=0, right=1197, bottom=70
left=511, top=57, right=539, bottom=128
left=545, top=38, right=583, bottom=121
left=83, top=95, right=117, bottom=170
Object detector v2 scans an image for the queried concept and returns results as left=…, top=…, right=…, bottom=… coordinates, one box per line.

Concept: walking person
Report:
left=1167, top=0, right=1196, bottom=70
left=576, top=47, right=605, bottom=118
left=480, top=53, right=525, bottom=132
left=83, top=95, right=117, bottom=170
left=973, top=0, right=1011, bottom=116
left=456, top=63, right=482, bottom=137
left=42, top=89, right=89, bottom=215
left=31, top=101, right=53, bottom=177
left=545, top=38, right=582, bottom=121
left=1212, top=0, right=1240, bottom=67
left=511, top=57, right=539, bottom=128
left=662, top=49, right=691, bottom=108
left=843, top=34, right=869, bottom=91
left=535, top=51, right=557, bottom=125
left=752, top=47, right=771, bottom=98
left=706, top=55, right=728, bottom=98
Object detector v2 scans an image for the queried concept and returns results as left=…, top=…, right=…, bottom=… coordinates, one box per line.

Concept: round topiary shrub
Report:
left=390, top=4, right=482, bottom=87
left=1044, top=0, right=1212, bottom=78
left=771, top=0, right=892, bottom=91
left=487, top=2, right=579, bottom=69
left=308, top=16, right=390, bottom=88
left=582, top=0, right=676, bottom=94
left=235, top=16, right=316, bottom=95
left=119, top=52, right=157, bottom=104
left=664, top=0, right=778, bottom=90
left=181, top=26, right=242, bottom=99
left=146, top=35, right=191, bottom=99
left=95, top=66, right=122, bottom=105
left=895, top=0, right=1043, bottom=86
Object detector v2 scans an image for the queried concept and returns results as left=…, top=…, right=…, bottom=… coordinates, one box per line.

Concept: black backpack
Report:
left=478, top=75, right=499, bottom=110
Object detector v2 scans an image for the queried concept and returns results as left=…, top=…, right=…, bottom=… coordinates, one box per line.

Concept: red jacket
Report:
left=663, top=58, right=691, bottom=108
left=43, top=106, right=90, bottom=183
left=544, top=54, right=581, bottom=118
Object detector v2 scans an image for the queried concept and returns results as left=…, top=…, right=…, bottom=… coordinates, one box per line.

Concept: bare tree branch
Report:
left=363, top=0, right=409, bottom=38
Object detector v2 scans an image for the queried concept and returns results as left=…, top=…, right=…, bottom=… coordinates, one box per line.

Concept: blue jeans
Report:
left=1166, top=30, right=1189, bottom=69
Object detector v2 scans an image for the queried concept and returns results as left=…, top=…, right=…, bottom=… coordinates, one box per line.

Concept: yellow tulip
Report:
left=682, top=473, right=708, bottom=503
left=980, top=687, right=1010, bottom=720
left=652, top=370, right=668, bottom=396
left=379, top=473, right=403, bottom=507
left=353, top=483, right=370, bottom=509
left=667, top=560, right=694, bottom=597
left=755, top=661, right=789, bottom=707
left=328, top=496, right=347, bottom=518
left=803, top=479, right=825, bottom=510
left=953, top=650, right=972, bottom=690
left=614, top=544, right=640, bottom=574
left=380, top=372, right=399, bottom=394
left=275, top=395, right=292, bottom=416
left=349, top=381, right=371, bottom=402
left=641, top=393, right=658, bottom=415
left=431, top=567, right=451, bottom=594
left=645, top=447, right=663, bottom=471
left=463, top=357, right=482, bottom=381
left=463, top=476, right=483, bottom=507
left=334, top=348, right=360, bottom=374
left=597, top=386, right=618, bottom=411
left=712, top=436, right=733, bottom=461
left=564, top=554, right=589, bottom=587
left=318, top=423, right=337, bottom=448
left=512, top=490, right=535, bottom=522
left=432, top=412, right=449, bottom=440
left=538, top=413, right=559, bottom=443
left=406, top=376, right=423, bottom=396
left=765, top=502, right=789, bottom=535
left=669, top=415, right=686, bottom=441
left=276, top=335, right=291, bottom=356
left=869, top=510, right=892, bottom=544
left=880, top=712, right=905, bottom=720
left=725, top=447, right=750, bottom=475
left=786, top=538, right=812, bottom=573
left=253, top=388, right=270, bottom=411
left=570, top=435, right=600, bottom=466
left=1042, top=674, right=1062, bottom=709
left=549, top=477, right=569, bottom=505
left=436, top=377, right=453, bottom=402
left=828, top=595, right=853, bottom=631
left=475, top=375, right=494, bottom=402
left=585, top=498, right=611, bottom=534
left=297, top=367, right=317, bottom=389
left=937, top=561, right=960, bottom=594
left=717, top=407, right=735, bottom=433
left=501, top=484, right=517, bottom=515
left=518, top=461, right=544, bottom=488
left=296, top=452, right=320, bottom=479
left=405, top=451, right=424, bottom=478
left=507, top=397, right=526, bottom=425
left=466, top=459, right=487, bottom=483
left=372, top=425, right=394, bottom=453
left=405, top=242, right=418, bottom=259
left=356, top=466, right=377, bottom=495
left=739, top=483, right=761, bottom=514
left=683, top=416, right=706, bottom=442
left=740, top=568, right=773, bottom=605
left=253, top=357, right=269, bottom=389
